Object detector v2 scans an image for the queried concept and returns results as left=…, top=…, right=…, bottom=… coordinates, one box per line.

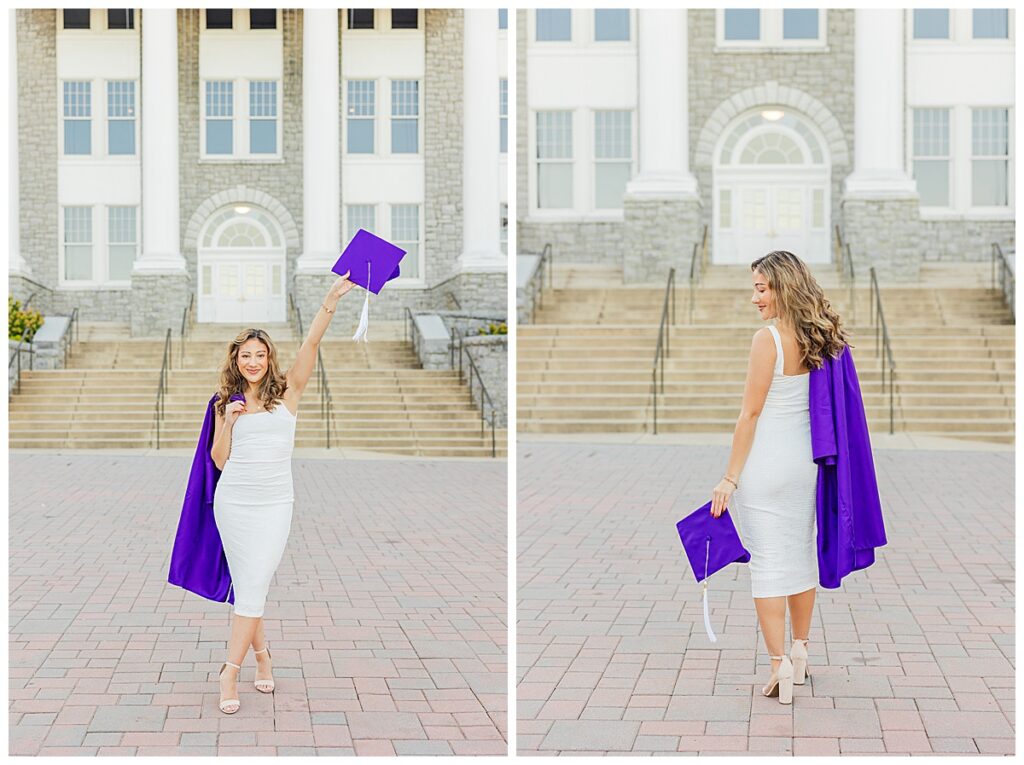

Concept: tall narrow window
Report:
left=392, top=205, right=420, bottom=279
left=391, top=10, right=418, bottom=29
left=63, top=9, right=90, bottom=29
left=594, top=110, right=632, bottom=209
left=249, top=9, right=277, bottom=30
left=536, top=111, right=573, bottom=209
left=536, top=9, right=571, bottom=41
left=107, top=9, right=134, bottom=29
left=972, top=108, right=1009, bottom=207
left=973, top=9, right=1008, bottom=39
left=347, top=80, right=376, bottom=154
left=347, top=204, right=376, bottom=242
left=499, top=79, right=508, bottom=153
left=912, top=108, right=951, bottom=207
left=724, top=9, right=760, bottom=40
left=594, top=9, right=629, bottom=41
left=782, top=9, right=818, bottom=39
left=63, top=81, right=92, bottom=155
left=913, top=9, right=949, bottom=39
left=206, top=9, right=234, bottom=29
left=348, top=9, right=374, bottom=30
left=205, top=81, right=234, bottom=154
left=498, top=8, right=508, bottom=30
left=391, top=80, right=419, bottom=154
left=64, top=207, right=93, bottom=281
left=249, top=80, right=278, bottom=154
left=108, top=207, right=136, bottom=281
left=107, top=81, right=136, bottom=155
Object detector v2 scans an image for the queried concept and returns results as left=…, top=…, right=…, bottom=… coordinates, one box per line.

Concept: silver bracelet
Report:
left=321, top=303, right=335, bottom=314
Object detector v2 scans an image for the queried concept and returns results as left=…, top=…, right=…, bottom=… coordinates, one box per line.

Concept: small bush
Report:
left=477, top=321, right=507, bottom=336
left=9, top=297, right=44, bottom=342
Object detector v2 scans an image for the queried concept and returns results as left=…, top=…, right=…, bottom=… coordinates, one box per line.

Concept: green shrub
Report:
left=477, top=321, right=507, bottom=336
left=9, top=297, right=44, bottom=342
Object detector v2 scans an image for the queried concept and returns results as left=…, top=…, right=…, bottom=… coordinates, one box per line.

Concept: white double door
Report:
left=714, top=170, right=830, bottom=264
left=198, top=252, right=286, bottom=324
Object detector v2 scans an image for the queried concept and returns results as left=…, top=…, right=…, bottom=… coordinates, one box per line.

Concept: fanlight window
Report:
left=740, top=131, right=804, bottom=164
left=201, top=206, right=282, bottom=248
left=719, top=112, right=824, bottom=165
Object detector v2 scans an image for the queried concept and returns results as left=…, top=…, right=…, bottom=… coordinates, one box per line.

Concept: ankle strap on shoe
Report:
left=769, top=655, right=786, bottom=660
left=254, top=647, right=269, bottom=654
left=793, top=637, right=809, bottom=643
left=224, top=660, right=241, bottom=669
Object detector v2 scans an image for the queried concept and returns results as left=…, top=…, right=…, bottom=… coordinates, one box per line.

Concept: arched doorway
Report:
left=196, top=204, right=287, bottom=323
left=713, top=109, right=831, bottom=264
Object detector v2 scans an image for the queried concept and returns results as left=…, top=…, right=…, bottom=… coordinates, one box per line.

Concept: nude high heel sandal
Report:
left=762, top=655, right=794, bottom=705
left=253, top=646, right=275, bottom=693
left=218, top=660, right=241, bottom=714
left=791, top=637, right=811, bottom=685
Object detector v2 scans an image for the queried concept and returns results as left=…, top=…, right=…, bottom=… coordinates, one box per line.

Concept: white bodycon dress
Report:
left=730, top=324, right=818, bottom=598
left=213, top=400, right=296, bottom=617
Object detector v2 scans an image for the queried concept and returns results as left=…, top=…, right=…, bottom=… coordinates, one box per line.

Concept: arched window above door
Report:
left=200, top=206, right=282, bottom=249
left=718, top=111, right=825, bottom=166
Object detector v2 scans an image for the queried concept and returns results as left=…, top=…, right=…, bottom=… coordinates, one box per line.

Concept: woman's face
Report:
left=751, top=271, right=776, bottom=320
left=237, top=338, right=269, bottom=385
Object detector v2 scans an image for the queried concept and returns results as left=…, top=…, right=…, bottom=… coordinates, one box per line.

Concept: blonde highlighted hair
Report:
left=214, top=327, right=289, bottom=417
left=750, top=250, right=853, bottom=370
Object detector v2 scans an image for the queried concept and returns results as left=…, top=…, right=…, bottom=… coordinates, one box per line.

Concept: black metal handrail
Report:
left=650, top=267, right=677, bottom=435
left=153, top=328, right=172, bottom=449
left=404, top=307, right=426, bottom=360
left=315, top=345, right=335, bottom=449
left=452, top=329, right=497, bottom=457
left=23, top=280, right=56, bottom=311
left=992, top=242, right=1015, bottom=318
left=8, top=334, right=37, bottom=398
left=532, top=243, right=554, bottom=323
left=64, top=307, right=80, bottom=368
left=445, top=290, right=462, bottom=310
left=687, top=225, right=708, bottom=324
left=834, top=227, right=856, bottom=324
left=179, top=293, right=195, bottom=368
left=867, top=267, right=896, bottom=435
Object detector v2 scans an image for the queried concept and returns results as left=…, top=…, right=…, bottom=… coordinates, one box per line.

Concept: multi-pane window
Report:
left=249, top=9, right=276, bottom=30
left=724, top=9, right=760, bottom=40
left=536, top=9, right=571, bottom=41
left=498, top=8, right=508, bottom=30
left=347, top=204, right=376, bottom=243
left=499, top=79, right=508, bottom=153
left=205, top=81, right=234, bottom=154
left=63, top=82, right=92, bottom=155
left=108, top=207, right=136, bottom=281
left=63, top=207, right=92, bottom=281
left=249, top=80, right=278, bottom=154
left=107, top=9, right=134, bottom=30
left=536, top=111, right=573, bottom=209
left=391, top=205, right=420, bottom=279
left=347, top=81, right=376, bottom=154
left=594, top=9, right=629, bottom=41
left=913, top=9, right=949, bottom=39
left=973, top=9, right=1008, bottom=39
left=972, top=108, right=1009, bottom=207
left=107, top=81, right=135, bottom=155
left=594, top=110, right=632, bottom=209
left=912, top=108, right=951, bottom=207
left=392, top=10, right=418, bottom=29
left=348, top=9, right=374, bottom=30
left=63, top=9, right=90, bottom=29
left=391, top=80, right=419, bottom=154
left=782, top=9, right=818, bottom=39
left=206, top=9, right=233, bottom=29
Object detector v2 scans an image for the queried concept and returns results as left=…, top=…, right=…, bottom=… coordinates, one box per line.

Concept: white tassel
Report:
left=352, top=291, right=369, bottom=342
left=702, top=583, right=717, bottom=643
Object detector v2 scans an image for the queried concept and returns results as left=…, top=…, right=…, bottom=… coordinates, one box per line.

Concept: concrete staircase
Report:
left=10, top=321, right=507, bottom=458
left=519, top=262, right=1014, bottom=444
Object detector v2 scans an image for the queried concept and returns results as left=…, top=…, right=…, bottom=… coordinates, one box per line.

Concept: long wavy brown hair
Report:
left=750, top=250, right=853, bottom=370
left=214, top=328, right=289, bottom=417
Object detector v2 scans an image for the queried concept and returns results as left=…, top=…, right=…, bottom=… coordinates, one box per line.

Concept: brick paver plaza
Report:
left=10, top=452, right=507, bottom=756
left=517, top=441, right=1014, bottom=755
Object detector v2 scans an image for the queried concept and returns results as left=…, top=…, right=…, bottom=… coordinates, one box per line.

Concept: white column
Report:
left=843, top=9, right=917, bottom=198
left=296, top=8, right=341, bottom=271
left=136, top=9, right=186, bottom=271
left=625, top=9, right=699, bottom=198
left=460, top=9, right=504, bottom=270
left=10, top=10, right=30, bottom=276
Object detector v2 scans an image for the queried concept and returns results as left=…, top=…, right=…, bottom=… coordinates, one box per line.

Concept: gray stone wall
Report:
left=458, top=334, right=507, bottom=428
left=918, top=220, right=1015, bottom=263
left=689, top=9, right=856, bottom=266
left=840, top=198, right=922, bottom=283
left=131, top=272, right=192, bottom=336
left=518, top=220, right=624, bottom=264
left=441, top=271, right=508, bottom=316
left=622, top=197, right=703, bottom=284
left=424, top=9, right=463, bottom=283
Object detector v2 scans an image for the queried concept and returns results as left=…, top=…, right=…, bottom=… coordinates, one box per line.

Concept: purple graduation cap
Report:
left=676, top=500, right=751, bottom=642
left=332, top=228, right=406, bottom=295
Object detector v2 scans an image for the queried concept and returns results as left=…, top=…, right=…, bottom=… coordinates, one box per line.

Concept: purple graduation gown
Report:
left=166, top=392, right=245, bottom=604
left=808, top=344, right=887, bottom=588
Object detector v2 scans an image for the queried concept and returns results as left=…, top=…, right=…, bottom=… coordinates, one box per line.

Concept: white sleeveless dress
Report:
left=730, top=324, right=818, bottom=598
left=213, top=400, right=296, bottom=617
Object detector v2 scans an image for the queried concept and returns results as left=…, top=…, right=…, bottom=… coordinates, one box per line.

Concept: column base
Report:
left=840, top=196, right=922, bottom=284
left=622, top=193, right=703, bottom=285
left=130, top=271, right=192, bottom=338
left=842, top=171, right=918, bottom=200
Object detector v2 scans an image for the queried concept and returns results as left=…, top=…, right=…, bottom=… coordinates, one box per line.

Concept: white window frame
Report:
left=534, top=109, right=575, bottom=213
left=344, top=9, right=421, bottom=33
left=342, top=203, right=425, bottom=286
left=390, top=79, right=421, bottom=155
left=343, top=77, right=426, bottom=159
left=907, top=8, right=1015, bottom=47
left=199, top=78, right=283, bottom=161
left=105, top=80, right=137, bottom=157
left=969, top=106, right=1013, bottom=213
left=58, top=204, right=138, bottom=288
left=60, top=205, right=94, bottom=284
left=529, top=9, right=638, bottom=52
left=971, top=9, right=1010, bottom=40
left=61, top=79, right=93, bottom=157
left=202, top=8, right=281, bottom=33
left=106, top=205, right=138, bottom=285
left=911, top=8, right=952, bottom=41
left=592, top=109, right=634, bottom=210
left=716, top=9, right=828, bottom=51
left=592, top=9, right=632, bottom=44
left=499, top=78, right=508, bottom=154
left=910, top=107, right=953, bottom=211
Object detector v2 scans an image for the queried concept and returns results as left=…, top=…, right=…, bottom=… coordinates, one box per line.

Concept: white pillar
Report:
left=9, top=10, right=30, bottom=277
left=296, top=8, right=340, bottom=271
left=625, top=9, right=699, bottom=198
left=460, top=9, right=504, bottom=270
left=843, top=9, right=917, bottom=198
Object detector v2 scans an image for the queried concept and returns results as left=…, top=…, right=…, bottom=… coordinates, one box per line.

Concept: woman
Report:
left=708, top=250, right=851, bottom=705
left=213, top=274, right=355, bottom=714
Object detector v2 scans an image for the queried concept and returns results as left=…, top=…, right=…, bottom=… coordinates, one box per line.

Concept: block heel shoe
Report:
left=218, top=660, right=241, bottom=714
left=253, top=645, right=275, bottom=693
left=791, top=637, right=811, bottom=685
left=761, top=655, right=794, bottom=705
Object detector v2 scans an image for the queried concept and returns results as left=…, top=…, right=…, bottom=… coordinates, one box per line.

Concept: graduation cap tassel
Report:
left=352, top=259, right=370, bottom=343
left=703, top=537, right=718, bottom=643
